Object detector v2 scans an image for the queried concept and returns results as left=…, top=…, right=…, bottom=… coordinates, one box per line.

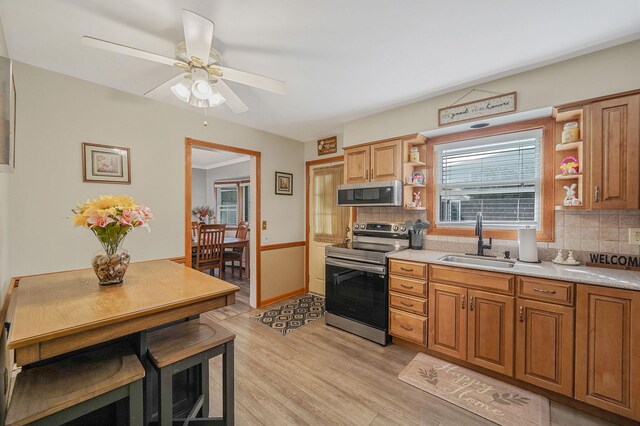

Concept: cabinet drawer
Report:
left=389, top=260, right=427, bottom=279
left=389, top=292, right=428, bottom=316
left=517, top=276, right=574, bottom=306
left=429, top=264, right=515, bottom=295
left=389, top=308, right=427, bottom=345
left=389, top=276, right=428, bottom=298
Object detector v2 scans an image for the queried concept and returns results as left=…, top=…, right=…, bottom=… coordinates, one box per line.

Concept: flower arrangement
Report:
left=192, top=205, right=214, bottom=223
left=72, top=195, right=153, bottom=285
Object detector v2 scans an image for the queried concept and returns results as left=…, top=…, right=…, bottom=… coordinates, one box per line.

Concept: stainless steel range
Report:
left=325, top=222, right=409, bottom=345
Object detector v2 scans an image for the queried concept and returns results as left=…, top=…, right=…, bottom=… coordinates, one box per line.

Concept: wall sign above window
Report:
left=438, top=91, right=517, bottom=126
left=317, top=136, right=337, bottom=156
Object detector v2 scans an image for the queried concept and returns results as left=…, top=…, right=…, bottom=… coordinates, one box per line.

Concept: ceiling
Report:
left=2, top=1, right=640, bottom=142
left=191, top=147, right=248, bottom=170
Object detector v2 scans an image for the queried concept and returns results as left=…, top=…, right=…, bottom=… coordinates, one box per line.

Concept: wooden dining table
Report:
left=192, top=236, right=250, bottom=279
left=7, top=259, right=239, bottom=424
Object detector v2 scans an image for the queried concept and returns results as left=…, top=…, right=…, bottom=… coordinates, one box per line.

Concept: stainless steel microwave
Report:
left=337, top=180, right=403, bottom=207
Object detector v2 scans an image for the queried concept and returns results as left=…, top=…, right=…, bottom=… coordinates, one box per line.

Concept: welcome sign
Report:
left=438, top=91, right=517, bottom=126
left=588, top=253, right=640, bottom=270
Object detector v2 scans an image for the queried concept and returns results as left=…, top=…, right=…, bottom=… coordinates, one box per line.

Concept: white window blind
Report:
left=241, top=183, right=250, bottom=222
left=435, top=129, right=542, bottom=229
left=216, top=185, right=238, bottom=226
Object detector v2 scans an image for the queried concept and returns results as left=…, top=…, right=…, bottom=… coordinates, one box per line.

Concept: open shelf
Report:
left=404, top=184, right=426, bottom=188
left=404, top=207, right=426, bottom=211
left=555, top=141, right=583, bottom=152
left=555, top=173, right=583, bottom=181
left=406, top=161, right=427, bottom=167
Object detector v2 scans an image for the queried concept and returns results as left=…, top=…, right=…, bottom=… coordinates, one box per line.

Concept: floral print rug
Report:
left=399, top=353, right=550, bottom=425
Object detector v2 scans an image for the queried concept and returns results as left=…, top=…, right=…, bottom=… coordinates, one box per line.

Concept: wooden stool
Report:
left=147, top=318, right=235, bottom=426
left=6, top=343, right=144, bottom=426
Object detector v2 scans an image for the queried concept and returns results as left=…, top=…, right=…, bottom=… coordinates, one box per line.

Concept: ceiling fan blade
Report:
left=82, top=36, right=188, bottom=69
left=144, top=74, right=186, bottom=99
left=215, top=80, right=249, bottom=113
left=215, top=66, right=286, bottom=95
left=182, top=10, right=214, bottom=64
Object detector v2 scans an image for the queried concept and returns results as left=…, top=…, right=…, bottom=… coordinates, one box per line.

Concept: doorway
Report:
left=185, top=138, right=262, bottom=308
left=305, top=156, right=348, bottom=295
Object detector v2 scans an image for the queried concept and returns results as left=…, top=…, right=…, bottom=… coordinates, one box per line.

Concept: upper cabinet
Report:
left=587, top=94, right=640, bottom=209
left=344, top=139, right=403, bottom=184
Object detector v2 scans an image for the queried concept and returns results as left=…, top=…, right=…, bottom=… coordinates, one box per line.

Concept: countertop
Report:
left=387, top=249, right=640, bottom=291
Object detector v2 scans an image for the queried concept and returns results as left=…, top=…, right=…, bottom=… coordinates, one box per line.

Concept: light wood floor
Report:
left=201, top=272, right=613, bottom=426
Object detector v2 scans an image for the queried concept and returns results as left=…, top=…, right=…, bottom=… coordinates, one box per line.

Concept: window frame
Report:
left=213, top=179, right=250, bottom=227
left=425, top=118, right=555, bottom=242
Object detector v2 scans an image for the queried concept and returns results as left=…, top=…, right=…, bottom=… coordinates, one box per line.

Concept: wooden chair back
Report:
left=196, top=225, right=225, bottom=268
left=191, top=221, right=200, bottom=243
left=236, top=222, right=249, bottom=240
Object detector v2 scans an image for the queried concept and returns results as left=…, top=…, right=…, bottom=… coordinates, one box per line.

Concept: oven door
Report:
left=325, top=257, right=388, bottom=330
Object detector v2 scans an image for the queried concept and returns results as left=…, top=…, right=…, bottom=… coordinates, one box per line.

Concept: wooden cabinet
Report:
left=588, top=94, right=640, bottom=209
left=428, top=282, right=467, bottom=360
left=343, top=139, right=402, bottom=184
left=388, top=259, right=429, bottom=344
left=515, top=299, right=574, bottom=396
left=429, top=281, right=514, bottom=375
left=467, top=290, right=514, bottom=376
left=575, top=285, right=640, bottom=421
left=389, top=308, right=427, bottom=345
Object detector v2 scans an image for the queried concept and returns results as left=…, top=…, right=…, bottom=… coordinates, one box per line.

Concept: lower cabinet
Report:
left=428, top=282, right=514, bottom=375
left=515, top=299, right=574, bottom=396
left=575, top=285, right=640, bottom=421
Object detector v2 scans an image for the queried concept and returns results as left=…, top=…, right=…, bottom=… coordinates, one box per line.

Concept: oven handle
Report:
left=326, top=257, right=387, bottom=274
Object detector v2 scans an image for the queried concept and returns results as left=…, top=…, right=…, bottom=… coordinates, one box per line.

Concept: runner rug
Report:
left=253, top=294, right=325, bottom=335
left=399, top=352, right=550, bottom=425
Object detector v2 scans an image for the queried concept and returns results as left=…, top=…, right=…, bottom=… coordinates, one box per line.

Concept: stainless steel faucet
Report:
left=474, top=212, right=492, bottom=256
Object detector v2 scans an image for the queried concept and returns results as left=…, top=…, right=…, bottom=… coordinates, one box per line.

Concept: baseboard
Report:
left=259, top=287, right=306, bottom=307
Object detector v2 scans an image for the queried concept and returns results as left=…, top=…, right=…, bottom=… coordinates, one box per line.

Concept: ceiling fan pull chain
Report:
left=203, top=107, right=208, bottom=127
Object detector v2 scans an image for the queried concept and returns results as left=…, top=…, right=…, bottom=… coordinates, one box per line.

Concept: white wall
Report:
left=10, top=62, right=305, bottom=280
left=191, top=168, right=207, bottom=211
left=343, top=39, right=640, bottom=146
left=204, top=162, right=250, bottom=209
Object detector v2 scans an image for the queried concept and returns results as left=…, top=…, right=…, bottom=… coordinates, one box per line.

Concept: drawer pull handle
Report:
left=400, top=284, right=413, bottom=289
left=400, top=267, right=414, bottom=272
left=533, top=288, right=556, bottom=294
left=469, top=296, right=474, bottom=311
left=519, top=306, right=524, bottom=322
left=400, top=301, right=414, bottom=307
left=400, top=324, right=413, bottom=331
left=461, top=295, right=465, bottom=309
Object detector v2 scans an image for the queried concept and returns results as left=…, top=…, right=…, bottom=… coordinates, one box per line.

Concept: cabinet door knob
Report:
left=469, top=296, right=474, bottom=311
left=519, top=306, right=524, bottom=322
left=461, top=295, right=465, bottom=309
left=366, top=169, right=369, bottom=180
left=594, top=185, right=600, bottom=202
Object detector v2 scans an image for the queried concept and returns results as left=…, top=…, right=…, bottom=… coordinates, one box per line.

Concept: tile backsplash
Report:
left=356, top=208, right=640, bottom=262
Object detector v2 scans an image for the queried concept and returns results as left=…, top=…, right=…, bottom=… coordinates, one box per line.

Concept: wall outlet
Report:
left=629, top=228, right=640, bottom=245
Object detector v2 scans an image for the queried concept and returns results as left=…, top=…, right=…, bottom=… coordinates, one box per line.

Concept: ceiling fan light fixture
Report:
left=170, top=79, right=192, bottom=102
left=191, top=79, right=213, bottom=100
left=208, top=87, right=226, bottom=107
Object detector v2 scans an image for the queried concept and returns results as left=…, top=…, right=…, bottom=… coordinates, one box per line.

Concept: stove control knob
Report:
left=400, top=226, right=407, bottom=232
left=354, top=223, right=360, bottom=229
left=393, top=225, right=399, bottom=231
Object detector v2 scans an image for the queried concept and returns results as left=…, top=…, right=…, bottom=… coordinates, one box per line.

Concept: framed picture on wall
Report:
left=0, top=57, right=15, bottom=173
left=82, top=142, right=131, bottom=184
left=275, top=171, right=293, bottom=195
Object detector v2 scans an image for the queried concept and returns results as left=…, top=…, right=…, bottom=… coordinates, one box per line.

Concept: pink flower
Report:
left=87, top=212, right=115, bottom=228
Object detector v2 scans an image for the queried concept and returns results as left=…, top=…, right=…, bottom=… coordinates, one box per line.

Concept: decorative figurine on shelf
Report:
left=566, top=251, right=577, bottom=264
left=411, top=171, right=425, bottom=185
left=560, top=156, right=580, bottom=175
left=413, top=191, right=422, bottom=208
left=553, top=250, right=565, bottom=263
left=563, top=184, right=578, bottom=206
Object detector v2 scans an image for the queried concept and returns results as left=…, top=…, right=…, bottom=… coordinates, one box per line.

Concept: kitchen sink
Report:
left=438, top=255, right=516, bottom=269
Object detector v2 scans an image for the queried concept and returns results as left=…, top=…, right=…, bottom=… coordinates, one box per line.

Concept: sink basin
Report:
left=439, top=255, right=516, bottom=269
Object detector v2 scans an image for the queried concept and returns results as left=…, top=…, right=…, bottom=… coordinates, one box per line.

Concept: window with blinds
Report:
left=435, top=129, right=542, bottom=229
left=241, top=183, right=250, bottom=222
left=216, top=185, right=239, bottom=226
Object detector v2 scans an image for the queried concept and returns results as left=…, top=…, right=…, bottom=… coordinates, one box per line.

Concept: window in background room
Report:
left=216, top=184, right=239, bottom=226
left=241, top=183, right=250, bottom=223
left=435, top=129, right=542, bottom=230
left=313, top=164, right=349, bottom=243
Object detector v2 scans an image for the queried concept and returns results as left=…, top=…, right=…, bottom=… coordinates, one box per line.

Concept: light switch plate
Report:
left=262, top=220, right=267, bottom=230
left=629, top=228, right=640, bottom=245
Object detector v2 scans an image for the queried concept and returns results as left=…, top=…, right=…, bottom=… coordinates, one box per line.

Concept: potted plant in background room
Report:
left=72, top=195, right=153, bottom=285
left=192, top=205, right=215, bottom=224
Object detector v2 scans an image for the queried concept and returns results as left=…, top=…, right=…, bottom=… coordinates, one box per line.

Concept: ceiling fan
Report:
left=81, top=9, right=286, bottom=113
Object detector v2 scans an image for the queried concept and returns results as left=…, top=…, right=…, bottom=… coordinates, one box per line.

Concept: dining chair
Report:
left=223, top=222, right=249, bottom=278
left=195, top=225, right=225, bottom=278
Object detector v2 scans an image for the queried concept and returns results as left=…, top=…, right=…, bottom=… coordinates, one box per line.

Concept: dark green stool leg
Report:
left=129, top=379, right=144, bottom=426
left=158, top=366, right=173, bottom=426
left=200, top=360, right=210, bottom=417
left=223, top=341, right=234, bottom=426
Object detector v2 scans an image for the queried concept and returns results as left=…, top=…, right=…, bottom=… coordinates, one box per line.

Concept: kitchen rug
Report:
left=253, top=294, right=325, bottom=335
left=399, top=353, right=550, bottom=426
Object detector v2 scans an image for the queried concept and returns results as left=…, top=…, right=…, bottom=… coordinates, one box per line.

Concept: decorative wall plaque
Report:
left=438, top=91, right=517, bottom=126
left=317, top=136, right=337, bottom=156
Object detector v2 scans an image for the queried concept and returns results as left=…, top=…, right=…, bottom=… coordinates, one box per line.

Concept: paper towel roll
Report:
left=518, top=227, right=539, bottom=263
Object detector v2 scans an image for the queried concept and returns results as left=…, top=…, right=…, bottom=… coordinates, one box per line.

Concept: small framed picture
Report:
left=82, top=142, right=131, bottom=184
left=275, top=171, right=293, bottom=195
